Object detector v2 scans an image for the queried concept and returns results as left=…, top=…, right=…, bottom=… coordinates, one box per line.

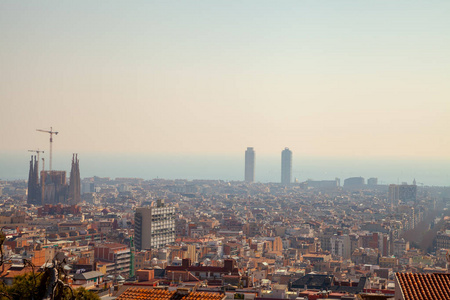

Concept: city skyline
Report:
left=1, top=2, right=450, bottom=299
left=3, top=151, right=447, bottom=187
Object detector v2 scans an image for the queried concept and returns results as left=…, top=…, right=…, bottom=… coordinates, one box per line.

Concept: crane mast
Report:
left=36, top=127, right=58, bottom=171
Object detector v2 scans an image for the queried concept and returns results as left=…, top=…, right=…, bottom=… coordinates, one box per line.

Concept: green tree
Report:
left=1, top=273, right=100, bottom=300
left=73, top=287, right=100, bottom=300
left=6, top=273, right=44, bottom=300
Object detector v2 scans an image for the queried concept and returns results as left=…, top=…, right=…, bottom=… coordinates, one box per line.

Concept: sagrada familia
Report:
left=27, top=154, right=81, bottom=206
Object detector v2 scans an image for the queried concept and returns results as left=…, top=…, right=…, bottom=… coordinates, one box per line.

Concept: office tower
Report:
left=27, top=156, right=41, bottom=205
left=68, top=154, right=81, bottom=205
left=281, top=147, right=292, bottom=184
left=245, top=147, right=255, bottom=182
left=134, top=200, right=175, bottom=251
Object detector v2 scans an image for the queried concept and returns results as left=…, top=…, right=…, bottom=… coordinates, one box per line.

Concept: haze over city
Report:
left=1, top=1, right=449, bottom=180
left=2, top=2, right=450, bottom=300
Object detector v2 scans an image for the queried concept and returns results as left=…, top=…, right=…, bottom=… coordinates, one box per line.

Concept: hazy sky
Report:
left=1, top=1, right=449, bottom=159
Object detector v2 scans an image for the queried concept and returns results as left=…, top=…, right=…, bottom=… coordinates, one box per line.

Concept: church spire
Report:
left=27, top=156, right=34, bottom=204
left=69, top=153, right=81, bottom=205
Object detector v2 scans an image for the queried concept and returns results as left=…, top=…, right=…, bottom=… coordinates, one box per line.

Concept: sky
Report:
left=1, top=1, right=449, bottom=182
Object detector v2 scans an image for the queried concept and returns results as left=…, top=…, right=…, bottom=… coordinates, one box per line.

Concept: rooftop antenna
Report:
left=28, top=149, right=44, bottom=172
left=36, top=127, right=58, bottom=171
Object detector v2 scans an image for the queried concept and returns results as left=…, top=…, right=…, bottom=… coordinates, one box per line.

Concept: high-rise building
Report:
left=244, top=147, right=255, bottom=182
left=134, top=200, right=175, bottom=251
left=281, top=147, right=292, bottom=185
left=388, top=183, right=417, bottom=207
left=68, top=154, right=81, bottom=205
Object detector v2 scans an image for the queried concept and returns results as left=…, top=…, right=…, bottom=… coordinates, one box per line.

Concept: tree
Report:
left=4, top=274, right=99, bottom=300
left=0, top=230, right=99, bottom=300
left=73, top=288, right=100, bottom=300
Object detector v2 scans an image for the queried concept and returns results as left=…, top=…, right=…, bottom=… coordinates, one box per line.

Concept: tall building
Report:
left=134, top=200, right=175, bottom=251
left=244, top=147, right=255, bottom=182
left=68, top=154, right=81, bottom=205
left=388, top=183, right=417, bottom=207
left=281, top=147, right=292, bottom=185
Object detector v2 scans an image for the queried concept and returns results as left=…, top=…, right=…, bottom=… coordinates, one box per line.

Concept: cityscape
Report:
left=1, top=1, right=450, bottom=300
left=1, top=142, right=450, bottom=300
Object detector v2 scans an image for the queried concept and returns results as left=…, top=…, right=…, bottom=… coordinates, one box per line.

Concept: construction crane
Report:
left=36, top=127, right=58, bottom=171
left=28, top=149, right=44, bottom=172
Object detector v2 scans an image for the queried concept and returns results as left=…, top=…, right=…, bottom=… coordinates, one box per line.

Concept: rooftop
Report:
left=396, top=272, right=450, bottom=300
left=117, top=287, right=225, bottom=300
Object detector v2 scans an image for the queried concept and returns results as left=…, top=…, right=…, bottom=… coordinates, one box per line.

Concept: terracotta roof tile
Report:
left=117, top=287, right=224, bottom=300
left=396, top=272, right=450, bottom=300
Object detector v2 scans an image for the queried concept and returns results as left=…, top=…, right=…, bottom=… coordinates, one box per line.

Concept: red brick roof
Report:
left=396, top=272, right=450, bottom=300
left=117, top=287, right=225, bottom=300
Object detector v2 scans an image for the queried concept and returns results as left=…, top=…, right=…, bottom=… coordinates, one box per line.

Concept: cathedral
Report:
left=27, top=154, right=81, bottom=206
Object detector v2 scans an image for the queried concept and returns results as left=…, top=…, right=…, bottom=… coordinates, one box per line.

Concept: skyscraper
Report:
left=134, top=200, right=175, bottom=251
left=281, top=147, right=292, bottom=185
left=245, top=147, right=255, bottom=182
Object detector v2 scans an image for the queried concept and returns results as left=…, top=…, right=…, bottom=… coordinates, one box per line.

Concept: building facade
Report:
left=244, top=147, right=255, bottom=183
left=94, top=243, right=131, bottom=277
left=389, top=183, right=417, bottom=207
left=134, top=200, right=175, bottom=251
left=281, top=147, right=292, bottom=185
left=330, top=234, right=351, bottom=260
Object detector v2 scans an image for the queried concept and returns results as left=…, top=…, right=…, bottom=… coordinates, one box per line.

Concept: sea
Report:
left=1, top=152, right=449, bottom=187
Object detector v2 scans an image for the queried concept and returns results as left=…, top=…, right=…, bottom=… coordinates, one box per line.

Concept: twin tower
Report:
left=245, top=147, right=292, bottom=184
